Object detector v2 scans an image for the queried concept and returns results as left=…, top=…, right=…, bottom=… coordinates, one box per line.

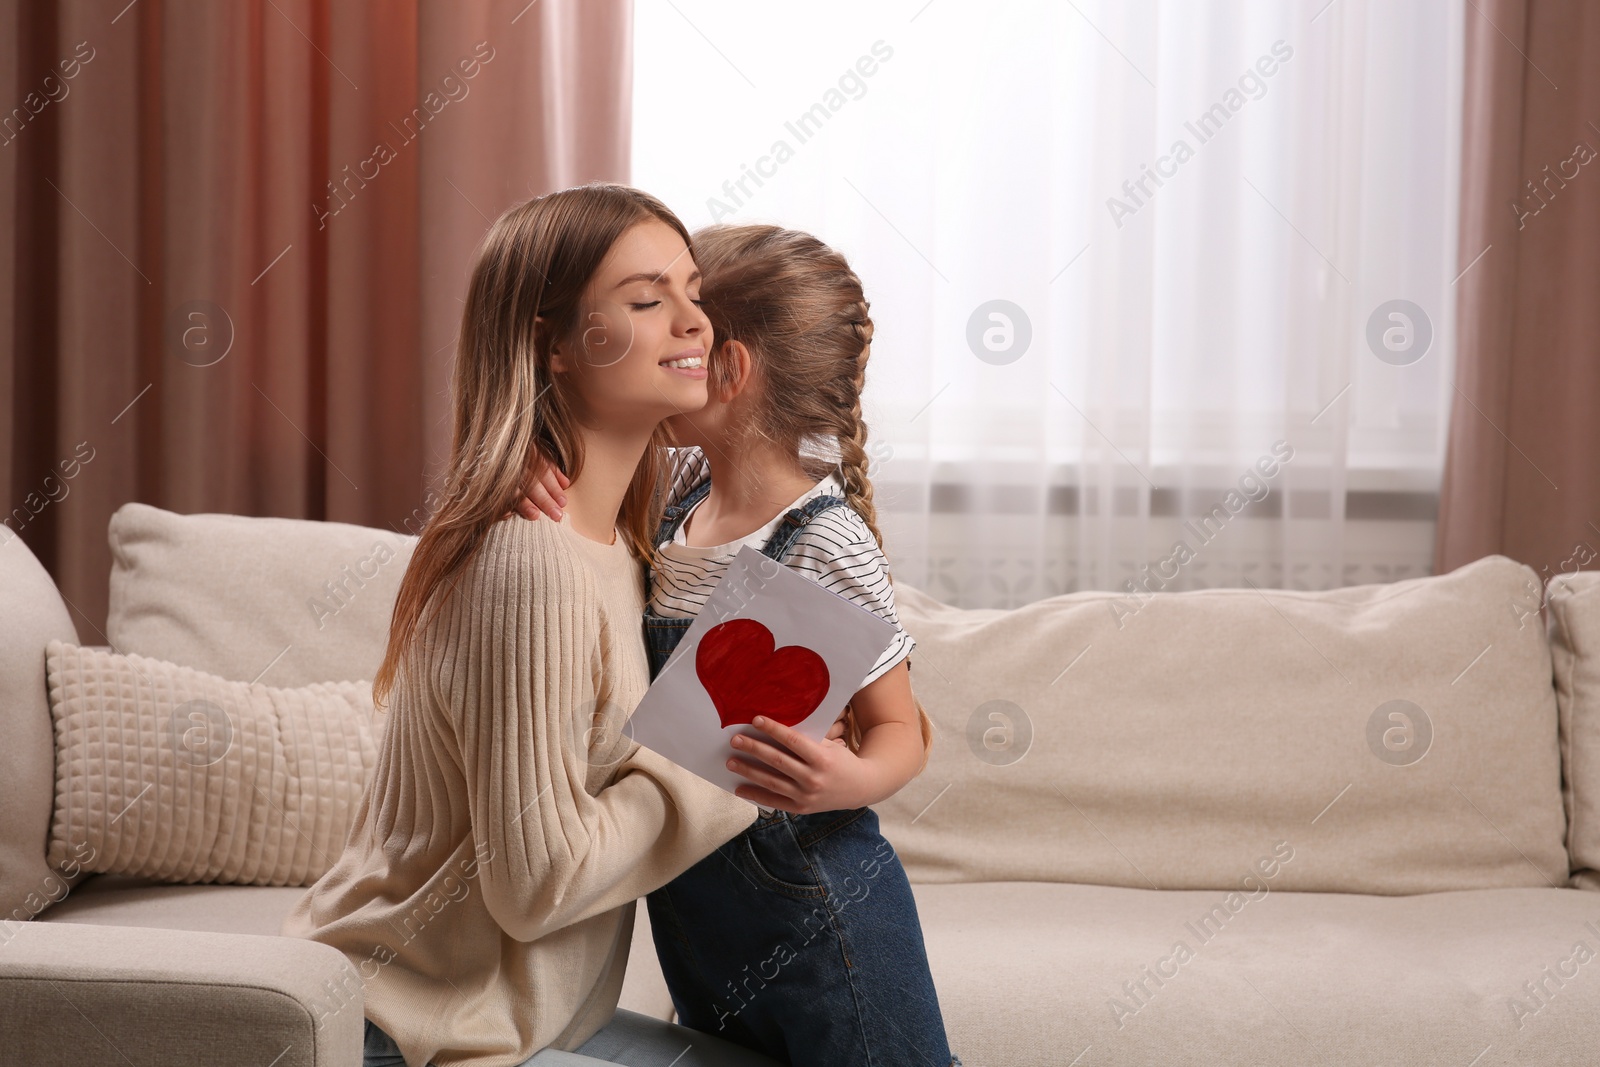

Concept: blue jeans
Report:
left=645, top=807, right=959, bottom=1067
left=363, top=1009, right=782, bottom=1066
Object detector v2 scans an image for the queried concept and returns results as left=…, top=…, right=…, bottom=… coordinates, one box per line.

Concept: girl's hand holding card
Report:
left=727, top=715, right=884, bottom=813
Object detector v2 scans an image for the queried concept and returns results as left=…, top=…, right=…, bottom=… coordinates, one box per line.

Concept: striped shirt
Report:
left=649, top=445, right=914, bottom=688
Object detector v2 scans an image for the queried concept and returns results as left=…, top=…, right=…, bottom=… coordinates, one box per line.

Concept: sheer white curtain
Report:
left=632, top=0, right=1463, bottom=608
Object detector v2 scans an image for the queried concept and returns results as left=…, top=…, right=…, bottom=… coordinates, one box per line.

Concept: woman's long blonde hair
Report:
left=372, top=183, right=690, bottom=708
left=691, top=223, right=934, bottom=768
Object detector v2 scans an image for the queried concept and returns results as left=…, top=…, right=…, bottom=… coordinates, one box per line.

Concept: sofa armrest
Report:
left=0, top=921, right=362, bottom=1067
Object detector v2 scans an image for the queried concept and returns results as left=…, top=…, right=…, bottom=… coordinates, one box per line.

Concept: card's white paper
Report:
left=626, top=544, right=897, bottom=794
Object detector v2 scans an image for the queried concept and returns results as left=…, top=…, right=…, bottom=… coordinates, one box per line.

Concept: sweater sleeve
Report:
left=436, top=517, right=755, bottom=944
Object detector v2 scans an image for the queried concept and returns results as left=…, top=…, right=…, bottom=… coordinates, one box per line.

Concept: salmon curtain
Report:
left=1435, top=0, right=1600, bottom=582
left=0, top=0, right=633, bottom=638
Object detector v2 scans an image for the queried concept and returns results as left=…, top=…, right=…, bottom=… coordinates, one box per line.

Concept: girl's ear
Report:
left=718, top=339, right=754, bottom=400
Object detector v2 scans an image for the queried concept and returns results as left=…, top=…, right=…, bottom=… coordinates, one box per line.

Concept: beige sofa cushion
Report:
left=914, top=880, right=1600, bottom=1066
left=46, top=640, right=382, bottom=887
left=41, top=873, right=316, bottom=936
left=882, top=554, right=1567, bottom=894
left=0, top=534, right=83, bottom=923
left=1547, top=569, right=1600, bottom=889
left=105, top=501, right=416, bottom=687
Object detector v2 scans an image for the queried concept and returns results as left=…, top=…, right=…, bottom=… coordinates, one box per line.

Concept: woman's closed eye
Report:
left=629, top=298, right=706, bottom=310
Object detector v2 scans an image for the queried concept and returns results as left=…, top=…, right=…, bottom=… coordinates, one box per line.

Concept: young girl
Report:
left=517, top=224, right=958, bottom=1067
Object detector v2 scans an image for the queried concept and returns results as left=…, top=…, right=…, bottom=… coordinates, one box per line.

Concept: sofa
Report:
left=4, top=501, right=1600, bottom=1066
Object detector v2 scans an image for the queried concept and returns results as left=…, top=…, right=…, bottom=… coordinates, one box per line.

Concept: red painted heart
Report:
left=695, top=618, right=831, bottom=730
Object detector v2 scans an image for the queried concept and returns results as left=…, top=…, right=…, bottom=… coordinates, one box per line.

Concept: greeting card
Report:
left=626, top=545, right=897, bottom=794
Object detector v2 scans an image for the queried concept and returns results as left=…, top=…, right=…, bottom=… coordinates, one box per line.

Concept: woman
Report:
left=281, top=184, right=779, bottom=1067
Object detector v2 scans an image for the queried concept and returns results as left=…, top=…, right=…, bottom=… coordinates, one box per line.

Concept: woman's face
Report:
left=549, top=218, right=712, bottom=428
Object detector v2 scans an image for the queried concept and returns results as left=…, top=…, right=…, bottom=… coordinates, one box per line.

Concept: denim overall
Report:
left=641, top=478, right=958, bottom=1067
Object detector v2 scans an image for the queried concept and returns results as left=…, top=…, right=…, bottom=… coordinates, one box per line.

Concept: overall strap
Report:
left=645, top=477, right=713, bottom=603
left=643, top=476, right=713, bottom=604
left=760, top=492, right=850, bottom=565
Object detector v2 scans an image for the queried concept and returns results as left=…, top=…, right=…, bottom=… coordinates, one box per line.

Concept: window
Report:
left=633, top=1, right=1465, bottom=604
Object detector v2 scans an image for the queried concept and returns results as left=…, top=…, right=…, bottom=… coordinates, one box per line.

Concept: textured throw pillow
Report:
left=45, top=640, right=384, bottom=887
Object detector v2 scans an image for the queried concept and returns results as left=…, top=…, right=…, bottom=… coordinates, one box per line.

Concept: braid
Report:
left=833, top=305, right=934, bottom=771
left=835, top=307, right=888, bottom=558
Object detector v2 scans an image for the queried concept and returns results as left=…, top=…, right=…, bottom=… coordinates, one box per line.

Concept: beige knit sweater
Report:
left=281, top=511, right=758, bottom=1067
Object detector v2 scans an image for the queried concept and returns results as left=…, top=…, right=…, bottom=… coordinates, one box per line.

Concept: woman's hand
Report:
left=824, top=705, right=852, bottom=747
left=726, top=715, right=888, bottom=814
left=503, top=450, right=569, bottom=521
